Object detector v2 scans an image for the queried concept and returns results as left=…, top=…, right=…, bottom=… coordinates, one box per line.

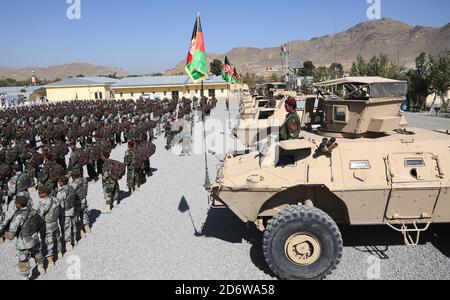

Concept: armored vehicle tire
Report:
left=263, top=205, right=343, bottom=280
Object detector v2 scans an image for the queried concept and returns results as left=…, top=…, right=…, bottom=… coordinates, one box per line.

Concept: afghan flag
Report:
left=232, top=66, right=242, bottom=84
left=185, top=15, right=208, bottom=83
left=221, top=56, right=234, bottom=83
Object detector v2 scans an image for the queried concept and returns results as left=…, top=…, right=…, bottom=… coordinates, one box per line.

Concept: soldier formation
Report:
left=0, top=95, right=218, bottom=279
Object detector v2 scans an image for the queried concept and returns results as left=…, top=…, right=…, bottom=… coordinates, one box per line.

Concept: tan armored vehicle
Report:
left=209, top=77, right=450, bottom=280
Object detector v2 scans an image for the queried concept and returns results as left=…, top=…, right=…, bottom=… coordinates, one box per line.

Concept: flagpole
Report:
left=201, top=80, right=211, bottom=189
left=227, top=83, right=231, bottom=129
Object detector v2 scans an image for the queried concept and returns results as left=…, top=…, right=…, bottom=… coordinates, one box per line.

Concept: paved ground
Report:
left=1, top=99, right=450, bottom=280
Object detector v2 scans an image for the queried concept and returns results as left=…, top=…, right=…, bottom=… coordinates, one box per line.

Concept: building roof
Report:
left=111, top=75, right=226, bottom=88
left=0, top=85, right=44, bottom=97
left=314, top=76, right=405, bottom=87
left=45, top=77, right=119, bottom=88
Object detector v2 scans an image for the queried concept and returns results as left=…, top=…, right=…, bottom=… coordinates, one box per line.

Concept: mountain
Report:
left=0, top=63, right=128, bottom=81
left=166, top=18, right=450, bottom=76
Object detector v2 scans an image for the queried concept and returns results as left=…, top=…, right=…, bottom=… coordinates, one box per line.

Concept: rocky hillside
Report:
left=0, top=62, right=128, bottom=81
left=166, top=18, right=450, bottom=76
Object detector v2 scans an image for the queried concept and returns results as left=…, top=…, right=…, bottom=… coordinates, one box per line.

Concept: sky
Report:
left=0, top=0, right=449, bottom=74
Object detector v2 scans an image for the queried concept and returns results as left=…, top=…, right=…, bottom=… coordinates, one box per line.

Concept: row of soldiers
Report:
left=0, top=95, right=218, bottom=279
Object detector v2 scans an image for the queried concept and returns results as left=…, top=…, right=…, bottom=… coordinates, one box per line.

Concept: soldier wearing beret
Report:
left=280, top=98, right=302, bottom=141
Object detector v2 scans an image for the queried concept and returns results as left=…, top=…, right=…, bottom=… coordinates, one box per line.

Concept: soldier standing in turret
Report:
left=280, top=98, right=302, bottom=141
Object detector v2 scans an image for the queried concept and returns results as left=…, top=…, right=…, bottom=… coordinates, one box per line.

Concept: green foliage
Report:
left=428, top=51, right=450, bottom=110
left=151, top=73, right=164, bottom=77
left=76, top=74, right=85, bottom=77
left=269, top=73, right=280, bottom=82
left=0, top=77, right=49, bottom=87
left=350, top=53, right=405, bottom=79
left=406, top=52, right=431, bottom=108
left=242, top=73, right=256, bottom=86
left=210, top=59, right=223, bottom=76
left=299, top=61, right=315, bottom=77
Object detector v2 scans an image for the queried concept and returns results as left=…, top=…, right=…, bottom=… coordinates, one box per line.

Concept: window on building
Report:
left=120, top=93, right=123, bottom=98
left=94, top=92, right=98, bottom=100
left=99, top=92, right=103, bottom=100
left=208, top=89, right=216, bottom=97
left=131, top=92, right=134, bottom=97
left=195, top=90, right=198, bottom=94
left=221, top=89, right=224, bottom=93
left=142, top=92, right=145, bottom=96
left=164, top=91, right=167, bottom=96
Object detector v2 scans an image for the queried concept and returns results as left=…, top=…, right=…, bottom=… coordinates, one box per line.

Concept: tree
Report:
left=406, top=53, right=431, bottom=108
left=350, top=55, right=367, bottom=76
left=210, top=59, right=223, bottom=76
left=76, top=74, right=85, bottom=77
left=329, top=63, right=344, bottom=79
left=351, top=53, right=405, bottom=79
left=151, top=72, right=164, bottom=76
left=242, top=73, right=256, bottom=86
left=300, top=61, right=315, bottom=77
left=269, top=73, right=280, bottom=82
left=314, top=66, right=329, bottom=82
left=428, top=51, right=450, bottom=111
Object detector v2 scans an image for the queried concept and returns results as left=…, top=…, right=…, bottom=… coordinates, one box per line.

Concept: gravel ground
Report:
left=1, top=98, right=450, bottom=280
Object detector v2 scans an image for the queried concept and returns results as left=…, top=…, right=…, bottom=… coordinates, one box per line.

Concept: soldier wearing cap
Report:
left=2, top=195, right=46, bottom=279
left=57, top=176, right=77, bottom=251
left=101, top=151, right=119, bottom=214
left=37, top=185, right=62, bottom=268
left=71, top=169, right=90, bottom=239
left=124, top=140, right=139, bottom=194
left=280, top=98, right=302, bottom=141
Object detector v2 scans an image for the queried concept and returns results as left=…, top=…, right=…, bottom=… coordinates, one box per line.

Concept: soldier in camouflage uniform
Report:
left=8, top=164, right=32, bottom=208
left=71, top=169, right=90, bottom=238
left=0, top=171, right=9, bottom=235
left=68, top=141, right=83, bottom=177
left=124, top=141, right=139, bottom=194
left=2, top=195, right=46, bottom=278
left=57, top=176, right=76, bottom=251
left=280, top=98, right=302, bottom=141
left=37, top=185, right=62, bottom=267
left=101, top=151, right=119, bottom=214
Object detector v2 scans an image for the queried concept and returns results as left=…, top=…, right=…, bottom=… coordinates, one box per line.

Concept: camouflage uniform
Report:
left=280, top=111, right=302, bottom=141
left=179, top=119, right=192, bottom=156
left=102, top=160, right=119, bottom=210
left=8, top=171, right=32, bottom=207
left=38, top=195, right=61, bottom=258
left=4, top=207, right=44, bottom=278
left=124, top=149, right=139, bottom=192
left=68, top=148, right=83, bottom=176
left=72, top=176, right=90, bottom=234
left=56, top=183, right=76, bottom=246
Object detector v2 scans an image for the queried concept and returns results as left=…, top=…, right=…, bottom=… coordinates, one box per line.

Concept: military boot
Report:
left=102, top=206, right=111, bottom=214
left=66, top=242, right=73, bottom=252
left=84, top=225, right=91, bottom=234
left=37, top=265, right=46, bottom=275
left=47, top=257, right=55, bottom=268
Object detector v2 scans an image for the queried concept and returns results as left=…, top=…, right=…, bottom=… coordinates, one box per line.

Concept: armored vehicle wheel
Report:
left=263, top=205, right=343, bottom=280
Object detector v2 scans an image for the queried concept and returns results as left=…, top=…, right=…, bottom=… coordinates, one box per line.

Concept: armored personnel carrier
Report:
left=209, top=77, right=450, bottom=280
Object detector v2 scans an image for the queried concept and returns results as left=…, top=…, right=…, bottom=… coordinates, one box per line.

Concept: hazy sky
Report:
left=0, top=0, right=449, bottom=74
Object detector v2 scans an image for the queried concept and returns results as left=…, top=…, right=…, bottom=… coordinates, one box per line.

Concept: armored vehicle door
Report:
left=385, top=153, right=442, bottom=220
